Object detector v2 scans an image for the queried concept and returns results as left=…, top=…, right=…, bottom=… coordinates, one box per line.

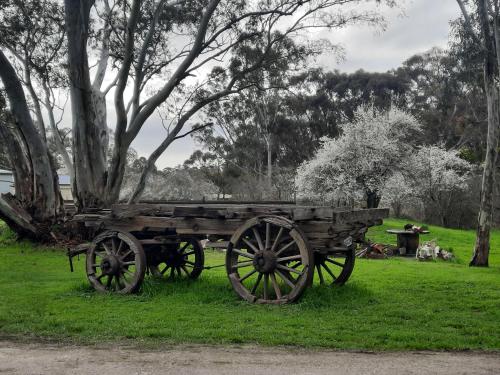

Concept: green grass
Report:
left=0, top=218, right=500, bottom=350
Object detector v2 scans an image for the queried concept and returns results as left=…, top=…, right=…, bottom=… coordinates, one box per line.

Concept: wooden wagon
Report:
left=69, top=202, right=388, bottom=304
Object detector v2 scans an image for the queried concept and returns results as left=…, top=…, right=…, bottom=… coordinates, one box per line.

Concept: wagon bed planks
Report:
left=108, top=203, right=388, bottom=223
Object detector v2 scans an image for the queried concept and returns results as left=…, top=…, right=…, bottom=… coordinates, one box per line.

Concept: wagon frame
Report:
left=70, top=202, right=388, bottom=304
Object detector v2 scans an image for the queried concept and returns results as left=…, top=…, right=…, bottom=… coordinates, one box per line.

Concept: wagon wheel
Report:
left=314, top=246, right=355, bottom=286
left=226, top=216, right=314, bottom=304
left=148, top=238, right=204, bottom=280
left=86, top=230, right=146, bottom=294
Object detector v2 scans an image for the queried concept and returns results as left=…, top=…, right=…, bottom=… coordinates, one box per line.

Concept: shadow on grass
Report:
left=65, top=274, right=375, bottom=313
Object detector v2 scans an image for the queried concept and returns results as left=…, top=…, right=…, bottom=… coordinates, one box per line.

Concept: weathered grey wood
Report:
left=109, top=203, right=388, bottom=224
left=76, top=203, right=388, bottom=255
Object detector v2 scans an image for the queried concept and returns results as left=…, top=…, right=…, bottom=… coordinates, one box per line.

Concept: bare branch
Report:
left=173, top=122, right=214, bottom=140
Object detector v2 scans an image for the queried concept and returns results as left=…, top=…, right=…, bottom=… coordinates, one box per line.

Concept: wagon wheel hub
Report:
left=253, top=250, right=277, bottom=274
left=100, top=255, right=121, bottom=275
left=165, top=248, right=187, bottom=268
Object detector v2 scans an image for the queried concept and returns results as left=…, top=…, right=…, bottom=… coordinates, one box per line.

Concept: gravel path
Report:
left=1, top=340, right=499, bottom=375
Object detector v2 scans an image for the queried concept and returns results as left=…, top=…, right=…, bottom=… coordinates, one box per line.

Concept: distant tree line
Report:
left=185, top=33, right=487, bottom=229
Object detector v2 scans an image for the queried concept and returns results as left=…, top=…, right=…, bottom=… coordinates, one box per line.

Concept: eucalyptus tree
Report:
left=0, top=0, right=72, bottom=174
left=0, top=0, right=68, bottom=238
left=456, top=0, right=499, bottom=266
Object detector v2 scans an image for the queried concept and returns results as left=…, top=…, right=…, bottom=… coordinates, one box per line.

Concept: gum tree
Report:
left=456, top=0, right=499, bottom=266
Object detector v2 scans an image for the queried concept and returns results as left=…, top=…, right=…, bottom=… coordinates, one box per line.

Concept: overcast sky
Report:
left=131, top=0, right=462, bottom=169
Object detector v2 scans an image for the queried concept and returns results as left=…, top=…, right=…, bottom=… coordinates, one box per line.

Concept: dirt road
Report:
left=1, top=340, right=499, bottom=375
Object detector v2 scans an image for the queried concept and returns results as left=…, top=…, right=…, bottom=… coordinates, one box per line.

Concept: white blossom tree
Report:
left=380, top=172, right=416, bottom=217
left=296, top=106, right=421, bottom=208
left=407, top=145, right=473, bottom=226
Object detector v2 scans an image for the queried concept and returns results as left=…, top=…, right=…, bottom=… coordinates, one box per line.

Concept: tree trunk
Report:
left=471, top=77, right=499, bottom=267
left=0, top=51, right=63, bottom=240
left=0, top=122, right=33, bottom=204
left=266, top=134, right=273, bottom=199
left=470, top=0, right=500, bottom=267
left=65, top=0, right=108, bottom=210
left=366, top=190, right=381, bottom=209
left=0, top=50, right=63, bottom=222
left=41, top=83, right=74, bottom=181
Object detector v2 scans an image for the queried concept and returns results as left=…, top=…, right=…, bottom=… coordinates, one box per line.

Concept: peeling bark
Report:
left=64, top=0, right=108, bottom=209
left=0, top=49, right=63, bottom=222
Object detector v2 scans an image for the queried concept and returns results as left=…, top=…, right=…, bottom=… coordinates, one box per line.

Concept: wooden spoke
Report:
left=102, top=243, right=112, bottom=255
left=160, top=265, right=170, bottom=275
left=251, top=273, right=263, bottom=294
left=270, top=273, right=282, bottom=299
left=183, top=250, right=195, bottom=257
left=111, top=238, right=118, bottom=254
left=95, top=251, right=107, bottom=258
left=275, top=269, right=296, bottom=289
left=277, top=263, right=304, bottom=275
left=232, top=248, right=255, bottom=259
left=275, top=240, right=296, bottom=257
left=239, top=269, right=257, bottom=282
left=277, top=255, right=302, bottom=263
left=116, top=239, right=125, bottom=255
left=316, top=264, right=325, bottom=284
left=121, top=261, right=136, bottom=266
left=325, top=258, right=345, bottom=268
left=181, top=265, right=191, bottom=276
left=270, top=227, right=284, bottom=253
left=252, top=227, right=264, bottom=251
left=265, top=222, right=271, bottom=250
left=120, top=249, right=134, bottom=260
left=123, top=268, right=134, bottom=276
left=232, top=260, right=254, bottom=269
left=179, top=242, right=190, bottom=253
left=263, top=274, right=269, bottom=300
left=106, top=275, right=113, bottom=289
left=242, top=238, right=259, bottom=253
left=116, top=275, right=126, bottom=290
left=321, top=263, right=337, bottom=280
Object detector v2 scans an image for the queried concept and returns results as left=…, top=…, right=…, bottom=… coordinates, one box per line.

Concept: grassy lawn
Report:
left=0, top=218, right=500, bottom=350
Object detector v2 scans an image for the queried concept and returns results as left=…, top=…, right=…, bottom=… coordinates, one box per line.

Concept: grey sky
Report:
left=132, top=0, right=462, bottom=169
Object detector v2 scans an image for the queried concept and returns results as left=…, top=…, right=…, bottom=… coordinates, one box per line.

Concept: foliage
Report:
left=1, top=219, right=500, bottom=350
left=120, top=154, right=218, bottom=201
left=381, top=145, right=474, bottom=226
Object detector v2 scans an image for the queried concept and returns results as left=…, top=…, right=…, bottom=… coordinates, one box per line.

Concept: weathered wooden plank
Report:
left=100, top=216, right=242, bottom=235
left=333, top=208, right=388, bottom=225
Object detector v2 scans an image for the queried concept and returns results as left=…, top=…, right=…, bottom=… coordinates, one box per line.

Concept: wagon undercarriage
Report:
left=71, top=203, right=388, bottom=304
